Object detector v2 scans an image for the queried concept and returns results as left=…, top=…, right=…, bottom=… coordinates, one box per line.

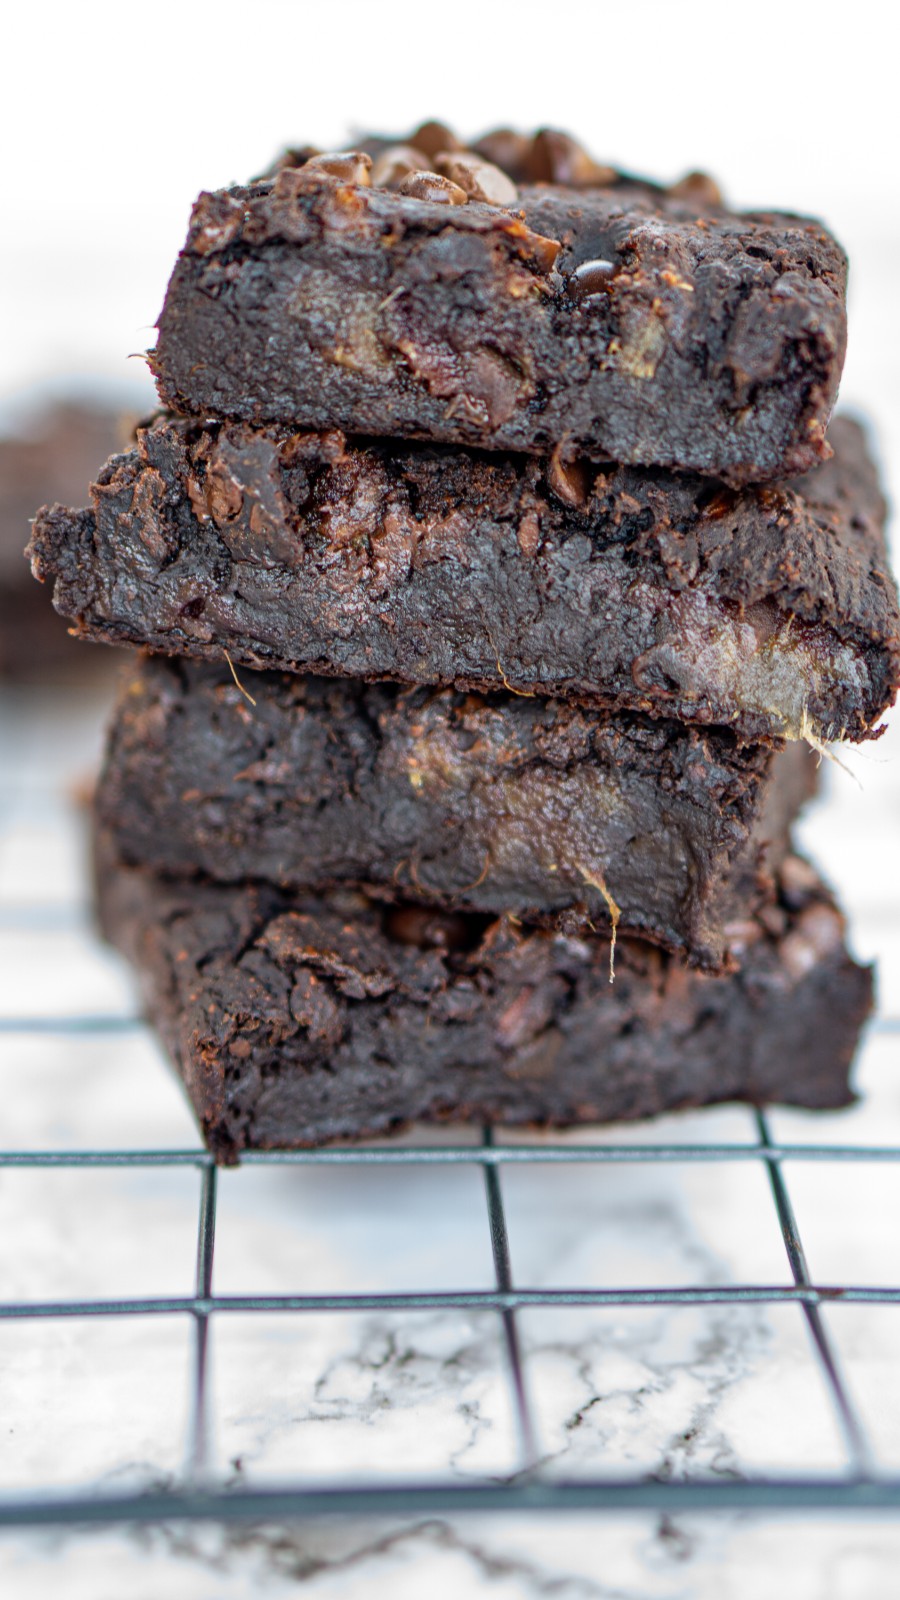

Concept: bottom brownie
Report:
left=95, top=831, right=872, bottom=1160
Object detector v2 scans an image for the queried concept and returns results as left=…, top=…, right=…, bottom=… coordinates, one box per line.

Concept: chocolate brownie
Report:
left=29, top=415, right=899, bottom=744
left=0, top=401, right=128, bottom=677
left=150, top=123, right=847, bottom=485
left=96, top=657, right=818, bottom=972
left=94, top=829, right=872, bottom=1160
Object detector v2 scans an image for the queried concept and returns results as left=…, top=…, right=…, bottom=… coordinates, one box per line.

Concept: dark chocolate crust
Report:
left=29, top=415, right=899, bottom=744
left=150, top=124, right=848, bottom=485
left=0, top=401, right=127, bottom=677
left=96, top=657, right=817, bottom=972
left=95, top=833, right=872, bottom=1160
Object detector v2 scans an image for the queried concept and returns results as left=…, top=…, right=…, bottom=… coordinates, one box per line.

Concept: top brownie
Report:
left=151, top=123, right=847, bottom=486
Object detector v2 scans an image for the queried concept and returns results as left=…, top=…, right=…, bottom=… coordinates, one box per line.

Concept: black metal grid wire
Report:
left=2, top=1012, right=900, bottom=1527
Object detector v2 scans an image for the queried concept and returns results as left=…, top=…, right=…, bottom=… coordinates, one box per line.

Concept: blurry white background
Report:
left=3, top=0, right=899, bottom=503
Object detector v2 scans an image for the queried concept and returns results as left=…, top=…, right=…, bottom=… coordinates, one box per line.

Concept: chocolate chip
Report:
left=779, top=855, right=822, bottom=912
left=370, top=145, right=430, bottom=188
left=263, top=145, right=321, bottom=177
left=568, top=258, right=617, bottom=299
left=397, top=171, right=468, bottom=205
left=472, top=128, right=532, bottom=182
left=757, top=905, right=788, bottom=939
left=669, top=170, right=723, bottom=208
left=528, top=129, right=617, bottom=187
left=548, top=444, right=590, bottom=508
left=517, top=510, right=541, bottom=557
left=409, top=120, right=463, bottom=161
left=434, top=152, right=518, bottom=206
left=697, top=487, right=738, bottom=521
left=302, top=151, right=373, bottom=186
left=724, top=918, right=764, bottom=955
left=385, top=904, right=474, bottom=951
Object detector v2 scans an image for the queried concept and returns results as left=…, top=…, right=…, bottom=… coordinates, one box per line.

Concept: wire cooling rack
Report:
left=2, top=1034, right=900, bottom=1527
left=2, top=683, right=900, bottom=1530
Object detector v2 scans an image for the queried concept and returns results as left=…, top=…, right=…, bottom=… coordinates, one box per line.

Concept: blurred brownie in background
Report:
left=0, top=399, right=133, bottom=678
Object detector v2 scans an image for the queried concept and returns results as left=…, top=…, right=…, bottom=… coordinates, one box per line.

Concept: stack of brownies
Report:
left=30, top=124, right=900, bottom=1159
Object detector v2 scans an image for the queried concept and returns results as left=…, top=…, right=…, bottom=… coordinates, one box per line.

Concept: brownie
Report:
left=96, top=656, right=818, bottom=972
left=0, top=401, right=128, bottom=677
left=95, top=829, right=872, bottom=1160
left=29, top=415, right=899, bottom=744
left=150, top=124, right=848, bottom=485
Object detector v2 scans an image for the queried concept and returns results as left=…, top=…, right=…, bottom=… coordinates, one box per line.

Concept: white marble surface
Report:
left=2, top=674, right=900, bottom=1597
